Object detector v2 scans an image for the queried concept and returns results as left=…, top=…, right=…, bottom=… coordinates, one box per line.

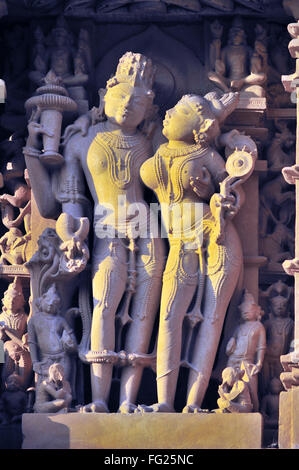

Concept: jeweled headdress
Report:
left=240, top=289, right=263, bottom=320
left=3, top=277, right=25, bottom=308
left=106, top=52, right=156, bottom=95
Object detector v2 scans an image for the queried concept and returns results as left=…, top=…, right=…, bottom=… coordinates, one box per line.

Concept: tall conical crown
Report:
left=107, top=52, right=156, bottom=91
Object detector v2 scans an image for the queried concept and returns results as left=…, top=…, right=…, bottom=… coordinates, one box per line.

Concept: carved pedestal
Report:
left=22, top=413, right=262, bottom=450
left=279, top=386, right=299, bottom=448
left=279, top=20, right=299, bottom=448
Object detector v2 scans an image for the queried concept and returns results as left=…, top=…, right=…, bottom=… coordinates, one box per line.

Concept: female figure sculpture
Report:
left=24, top=52, right=165, bottom=413
left=140, top=92, right=256, bottom=412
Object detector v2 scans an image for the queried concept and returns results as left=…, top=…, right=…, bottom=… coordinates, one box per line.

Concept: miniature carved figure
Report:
left=34, top=362, right=72, bottom=413
left=0, top=373, right=28, bottom=424
left=0, top=278, right=32, bottom=388
left=26, top=72, right=77, bottom=166
left=225, top=290, right=266, bottom=411
left=0, top=227, right=29, bottom=265
left=260, top=222, right=294, bottom=270
left=0, top=137, right=32, bottom=264
left=138, top=92, right=256, bottom=413
left=29, top=16, right=90, bottom=115
left=266, top=121, right=295, bottom=172
left=0, top=174, right=31, bottom=265
left=215, top=367, right=253, bottom=413
left=27, top=284, right=77, bottom=388
left=208, top=17, right=266, bottom=97
left=261, top=281, right=294, bottom=388
left=259, top=173, right=295, bottom=269
left=24, top=51, right=165, bottom=414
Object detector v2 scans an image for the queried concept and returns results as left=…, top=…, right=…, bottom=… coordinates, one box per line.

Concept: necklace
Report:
left=99, top=122, right=143, bottom=149
left=158, top=142, right=208, bottom=158
left=154, top=144, right=209, bottom=204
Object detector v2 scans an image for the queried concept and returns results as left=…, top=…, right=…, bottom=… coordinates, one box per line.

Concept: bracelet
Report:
left=23, top=146, right=41, bottom=158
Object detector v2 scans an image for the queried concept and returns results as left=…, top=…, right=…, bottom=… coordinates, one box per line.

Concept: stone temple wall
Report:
left=0, top=0, right=297, bottom=450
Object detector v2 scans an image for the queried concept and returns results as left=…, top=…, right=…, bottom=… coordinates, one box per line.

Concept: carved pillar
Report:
left=279, top=20, right=299, bottom=448
left=280, top=21, right=299, bottom=372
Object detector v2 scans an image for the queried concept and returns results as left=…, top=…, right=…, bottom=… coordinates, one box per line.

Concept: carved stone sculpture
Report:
left=225, top=289, right=266, bottom=411
left=0, top=278, right=32, bottom=389
left=24, top=52, right=165, bottom=414
left=138, top=91, right=257, bottom=413
left=26, top=72, right=77, bottom=166
left=266, top=121, right=295, bottom=172
left=27, top=284, right=77, bottom=388
left=29, top=16, right=90, bottom=115
left=33, top=362, right=72, bottom=413
left=259, top=174, right=295, bottom=270
left=261, top=281, right=294, bottom=389
left=208, top=17, right=266, bottom=98
left=214, top=367, right=253, bottom=413
left=0, top=171, right=31, bottom=265
left=0, top=373, right=28, bottom=424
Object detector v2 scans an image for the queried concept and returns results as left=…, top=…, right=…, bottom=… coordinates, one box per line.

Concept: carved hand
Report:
left=250, top=363, right=262, bottom=376
left=62, top=114, right=91, bottom=145
left=27, top=107, right=54, bottom=150
left=189, top=167, right=213, bottom=200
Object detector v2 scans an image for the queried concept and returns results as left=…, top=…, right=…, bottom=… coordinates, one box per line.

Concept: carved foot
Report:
left=182, top=404, right=212, bottom=413
left=78, top=400, right=109, bottom=413
left=135, top=402, right=175, bottom=413
left=118, top=401, right=138, bottom=414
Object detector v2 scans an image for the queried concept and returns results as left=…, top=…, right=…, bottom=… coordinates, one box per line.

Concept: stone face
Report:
left=22, top=412, right=263, bottom=449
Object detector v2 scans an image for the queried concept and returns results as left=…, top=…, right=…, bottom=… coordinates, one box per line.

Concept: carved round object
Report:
left=225, top=150, right=254, bottom=179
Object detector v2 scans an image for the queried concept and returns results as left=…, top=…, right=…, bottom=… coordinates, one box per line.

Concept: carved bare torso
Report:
left=50, top=46, right=72, bottom=78
left=222, top=45, right=249, bottom=81
left=29, top=313, right=67, bottom=356
left=228, top=321, right=265, bottom=366
left=141, top=143, right=226, bottom=238
left=62, top=121, right=152, bottom=234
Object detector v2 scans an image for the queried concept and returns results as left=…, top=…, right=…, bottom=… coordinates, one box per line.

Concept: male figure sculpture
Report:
left=0, top=278, right=32, bottom=388
left=27, top=284, right=77, bottom=387
left=24, top=52, right=165, bottom=413
left=226, top=289, right=266, bottom=411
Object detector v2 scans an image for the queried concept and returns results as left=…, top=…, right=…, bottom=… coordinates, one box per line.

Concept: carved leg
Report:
left=185, top=222, right=242, bottom=410
left=138, top=244, right=199, bottom=413
left=119, top=236, right=165, bottom=413
left=82, top=238, right=128, bottom=413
